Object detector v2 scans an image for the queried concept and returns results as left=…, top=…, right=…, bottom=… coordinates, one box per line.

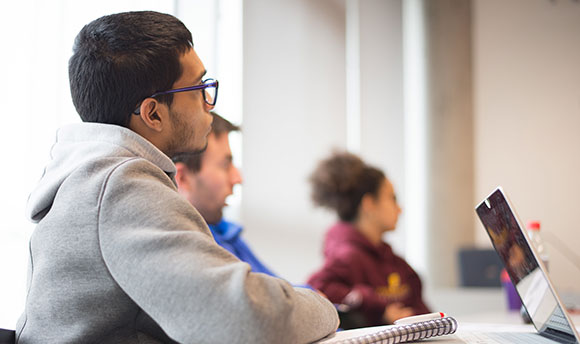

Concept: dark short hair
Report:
left=69, top=11, right=193, bottom=127
left=309, top=151, right=385, bottom=222
left=172, top=112, right=240, bottom=172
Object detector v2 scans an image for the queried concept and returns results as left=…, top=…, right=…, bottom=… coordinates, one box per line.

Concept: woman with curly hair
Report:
left=307, top=151, right=430, bottom=328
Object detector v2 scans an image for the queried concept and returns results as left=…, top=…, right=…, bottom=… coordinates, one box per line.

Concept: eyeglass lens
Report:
left=203, top=84, right=217, bottom=106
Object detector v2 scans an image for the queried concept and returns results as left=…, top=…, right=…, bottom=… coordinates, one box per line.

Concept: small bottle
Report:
left=527, top=220, right=549, bottom=271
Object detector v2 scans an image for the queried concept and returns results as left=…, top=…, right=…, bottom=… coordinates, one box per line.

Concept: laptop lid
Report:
left=475, top=187, right=580, bottom=344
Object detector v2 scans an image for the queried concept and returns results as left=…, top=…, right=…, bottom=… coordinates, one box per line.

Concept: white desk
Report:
left=318, top=288, right=580, bottom=343
left=426, top=287, right=580, bottom=321
left=427, top=288, right=580, bottom=342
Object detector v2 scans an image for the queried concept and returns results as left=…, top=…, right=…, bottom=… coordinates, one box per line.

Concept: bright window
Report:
left=0, top=0, right=242, bottom=328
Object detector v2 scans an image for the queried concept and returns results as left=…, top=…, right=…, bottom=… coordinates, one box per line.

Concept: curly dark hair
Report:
left=310, top=151, right=385, bottom=222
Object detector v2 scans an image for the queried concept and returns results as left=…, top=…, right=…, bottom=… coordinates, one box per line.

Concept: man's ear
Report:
left=138, top=98, right=164, bottom=132
left=174, top=162, right=193, bottom=193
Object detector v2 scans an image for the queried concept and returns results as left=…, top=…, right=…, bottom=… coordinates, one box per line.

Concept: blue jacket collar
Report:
left=209, top=219, right=243, bottom=241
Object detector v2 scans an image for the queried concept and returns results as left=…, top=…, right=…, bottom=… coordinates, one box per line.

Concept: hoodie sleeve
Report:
left=97, top=158, right=338, bottom=344
left=399, top=259, right=431, bottom=315
left=308, top=256, right=389, bottom=326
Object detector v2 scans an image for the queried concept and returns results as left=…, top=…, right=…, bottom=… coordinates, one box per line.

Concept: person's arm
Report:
left=308, top=256, right=391, bottom=326
left=223, top=230, right=280, bottom=277
left=405, top=266, right=431, bottom=315
left=98, top=159, right=338, bottom=344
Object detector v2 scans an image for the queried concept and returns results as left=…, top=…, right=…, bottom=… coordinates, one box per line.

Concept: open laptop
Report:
left=468, top=187, right=580, bottom=343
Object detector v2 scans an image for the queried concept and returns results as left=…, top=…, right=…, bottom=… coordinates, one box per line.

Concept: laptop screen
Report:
left=476, top=188, right=579, bottom=344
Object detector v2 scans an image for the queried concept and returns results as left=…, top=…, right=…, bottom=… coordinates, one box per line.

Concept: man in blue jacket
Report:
left=173, top=112, right=277, bottom=276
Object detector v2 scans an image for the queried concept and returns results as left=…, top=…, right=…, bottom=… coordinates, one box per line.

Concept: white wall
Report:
left=242, top=0, right=346, bottom=284
left=422, top=0, right=475, bottom=288
left=242, top=0, right=407, bottom=284
left=359, top=0, right=406, bottom=259
left=473, top=0, right=580, bottom=292
left=242, top=0, right=580, bottom=293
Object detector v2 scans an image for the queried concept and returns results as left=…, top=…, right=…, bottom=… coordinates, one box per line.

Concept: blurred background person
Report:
left=173, top=112, right=277, bottom=277
left=307, top=151, right=430, bottom=328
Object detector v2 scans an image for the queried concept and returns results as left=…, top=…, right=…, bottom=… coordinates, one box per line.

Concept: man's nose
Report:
left=231, top=166, right=242, bottom=185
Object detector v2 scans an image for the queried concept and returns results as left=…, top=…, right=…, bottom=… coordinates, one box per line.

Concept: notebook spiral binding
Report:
left=340, top=317, right=458, bottom=344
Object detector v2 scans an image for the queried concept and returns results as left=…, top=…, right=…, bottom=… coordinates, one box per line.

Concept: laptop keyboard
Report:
left=457, top=332, right=556, bottom=344
left=546, top=306, right=572, bottom=334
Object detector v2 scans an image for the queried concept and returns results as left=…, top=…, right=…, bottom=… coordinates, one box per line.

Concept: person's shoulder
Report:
left=102, top=155, right=166, bottom=171
left=324, top=239, right=371, bottom=270
left=64, top=156, right=158, bottom=193
left=216, top=219, right=243, bottom=231
left=210, top=219, right=244, bottom=241
left=324, top=223, right=372, bottom=257
left=96, top=157, right=186, bottom=217
left=387, top=249, right=421, bottom=274
left=102, top=157, right=175, bottom=188
left=97, top=156, right=208, bottom=232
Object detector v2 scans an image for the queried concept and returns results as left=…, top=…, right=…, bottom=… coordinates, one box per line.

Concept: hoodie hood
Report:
left=26, top=122, right=176, bottom=223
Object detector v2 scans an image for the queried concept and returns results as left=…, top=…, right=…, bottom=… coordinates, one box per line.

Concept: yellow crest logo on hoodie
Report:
left=376, top=273, right=410, bottom=300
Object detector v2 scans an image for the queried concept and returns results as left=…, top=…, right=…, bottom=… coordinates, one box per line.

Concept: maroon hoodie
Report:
left=307, top=222, right=430, bottom=326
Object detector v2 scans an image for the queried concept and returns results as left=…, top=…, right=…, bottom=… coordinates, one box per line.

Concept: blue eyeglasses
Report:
left=134, top=78, right=218, bottom=114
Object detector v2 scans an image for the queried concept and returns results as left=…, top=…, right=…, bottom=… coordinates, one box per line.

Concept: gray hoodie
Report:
left=17, top=122, right=338, bottom=344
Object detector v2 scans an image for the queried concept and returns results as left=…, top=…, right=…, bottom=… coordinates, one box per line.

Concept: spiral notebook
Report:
left=315, top=316, right=457, bottom=343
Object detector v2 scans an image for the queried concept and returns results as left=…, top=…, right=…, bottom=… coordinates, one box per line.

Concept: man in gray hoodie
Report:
left=17, top=11, right=338, bottom=344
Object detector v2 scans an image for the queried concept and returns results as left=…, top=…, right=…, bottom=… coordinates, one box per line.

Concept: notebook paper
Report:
left=316, top=317, right=458, bottom=343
